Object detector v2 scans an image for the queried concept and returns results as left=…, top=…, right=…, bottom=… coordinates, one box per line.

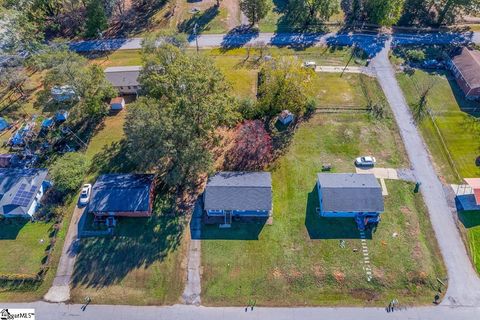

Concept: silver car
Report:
left=355, top=156, right=376, bottom=167
left=79, top=184, right=92, bottom=206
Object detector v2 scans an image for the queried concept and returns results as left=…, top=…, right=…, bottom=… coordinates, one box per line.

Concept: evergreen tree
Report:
left=84, top=0, right=108, bottom=38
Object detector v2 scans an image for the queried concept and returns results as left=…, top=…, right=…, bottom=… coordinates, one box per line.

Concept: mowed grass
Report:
left=201, top=112, right=445, bottom=306
left=397, top=70, right=480, bottom=183
left=458, top=211, right=480, bottom=274
left=70, top=197, right=188, bottom=305
left=0, top=220, right=53, bottom=275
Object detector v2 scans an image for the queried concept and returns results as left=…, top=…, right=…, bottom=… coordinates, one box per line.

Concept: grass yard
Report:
left=458, top=211, right=480, bottom=274
left=70, top=195, right=188, bottom=305
left=201, top=111, right=445, bottom=306
left=397, top=70, right=480, bottom=183
left=0, top=220, right=53, bottom=276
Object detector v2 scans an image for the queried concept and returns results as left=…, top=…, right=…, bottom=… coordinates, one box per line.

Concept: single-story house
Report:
left=110, top=97, right=125, bottom=110
left=448, top=47, right=480, bottom=100
left=0, top=168, right=49, bottom=218
left=88, top=174, right=155, bottom=217
left=317, top=173, right=384, bottom=228
left=51, top=85, right=77, bottom=102
left=104, top=66, right=141, bottom=95
left=278, top=110, right=294, bottom=125
left=203, top=171, right=273, bottom=223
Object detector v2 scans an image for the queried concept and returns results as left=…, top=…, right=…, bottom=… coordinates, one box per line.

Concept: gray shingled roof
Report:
left=104, top=66, right=141, bottom=87
left=317, top=173, right=384, bottom=213
left=204, top=172, right=272, bottom=211
left=0, top=168, right=48, bottom=216
left=88, top=174, right=154, bottom=214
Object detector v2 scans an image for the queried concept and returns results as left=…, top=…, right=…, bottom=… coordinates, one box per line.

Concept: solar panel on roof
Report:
left=11, top=183, right=38, bottom=207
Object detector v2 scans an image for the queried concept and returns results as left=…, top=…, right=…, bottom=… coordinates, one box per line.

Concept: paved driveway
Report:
left=44, top=204, right=85, bottom=302
left=371, top=39, right=480, bottom=307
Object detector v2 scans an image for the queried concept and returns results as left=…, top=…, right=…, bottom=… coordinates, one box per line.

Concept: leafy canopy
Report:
left=50, top=152, right=89, bottom=194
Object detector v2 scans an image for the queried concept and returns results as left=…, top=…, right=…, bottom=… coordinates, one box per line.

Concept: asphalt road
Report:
left=2, top=301, right=480, bottom=320
left=371, top=39, right=480, bottom=307
left=69, top=31, right=480, bottom=56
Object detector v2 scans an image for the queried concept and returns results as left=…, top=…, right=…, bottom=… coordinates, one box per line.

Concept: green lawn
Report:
left=458, top=211, right=480, bottom=274
left=397, top=70, right=480, bottom=183
left=70, top=194, right=188, bottom=305
left=201, top=109, right=445, bottom=306
left=0, top=220, right=53, bottom=276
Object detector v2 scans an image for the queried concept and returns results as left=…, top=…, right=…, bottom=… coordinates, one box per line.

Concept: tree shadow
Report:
left=220, top=25, right=260, bottom=51
left=178, top=5, right=220, bottom=36
left=71, top=193, right=184, bottom=288
left=88, top=139, right=137, bottom=175
left=326, top=33, right=388, bottom=58
left=444, top=72, right=480, bottom=117
left=305, top=186, right=371, bottom=240
left=270, top=33, right=325, bottom=50
left=0, top=218, right=28, bottom=240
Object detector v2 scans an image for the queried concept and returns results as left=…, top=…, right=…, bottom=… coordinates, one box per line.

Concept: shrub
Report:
left=405, top=49, right=426, bottom=62
left=50, top=152, right=89, bottom=195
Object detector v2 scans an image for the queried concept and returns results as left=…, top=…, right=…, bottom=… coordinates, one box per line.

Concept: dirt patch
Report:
left=272, top=267, right=283, bottom=279
left=333, top=270, right=345, bottom=283
left=400, top=206, right=412, bottom=215
left=223, top=0, right=241, bottom=29
left=350, top=288, right=379, bottom=302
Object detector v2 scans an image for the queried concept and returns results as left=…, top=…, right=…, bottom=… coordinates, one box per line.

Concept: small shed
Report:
left=110, top=97, right=125, bottom=110
left=55, top=110, right=69, bottom=122
left=0, top=117, right=9, bottom=131
left=278, top=110, right=294, bottom=125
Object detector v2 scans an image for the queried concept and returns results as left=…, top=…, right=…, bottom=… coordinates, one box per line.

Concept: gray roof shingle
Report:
left=104, top=66, right=141, bottom=88
left=0, top=168, right=48, bottom=216
left=88, top=174, right=154, bottom=214
left=204, top=172, right=272, bottom=211
left=317, top=173, right=384, bottom=213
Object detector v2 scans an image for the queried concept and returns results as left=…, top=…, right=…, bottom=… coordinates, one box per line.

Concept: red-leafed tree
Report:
left=224, top=120, right=273, bottom=170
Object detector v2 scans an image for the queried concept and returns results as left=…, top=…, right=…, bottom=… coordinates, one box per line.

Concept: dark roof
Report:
left=451, top=48, right=480, bottom=89
left=204, top=172, right=272, bottom=211
left=0, top=168, right=48, bottom=216
left=317, top=173, right=384, bottom=213
left=104, top=66, right=141, bottom=87
left=88, top=174, right=155, bottom=214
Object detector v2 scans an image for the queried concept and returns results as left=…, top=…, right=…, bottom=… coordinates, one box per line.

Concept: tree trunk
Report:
left=437, top=0, right=454, bottom=25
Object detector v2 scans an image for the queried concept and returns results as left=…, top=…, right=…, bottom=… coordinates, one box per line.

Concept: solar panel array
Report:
left=12, top=184, right=38, bottom=207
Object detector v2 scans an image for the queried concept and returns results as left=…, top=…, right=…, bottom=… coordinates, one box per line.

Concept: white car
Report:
left=303, top=61, right=316, bottom=69
left=355, top=156, right=376, bottom=167
left=79, top=184, right=92, bottom=206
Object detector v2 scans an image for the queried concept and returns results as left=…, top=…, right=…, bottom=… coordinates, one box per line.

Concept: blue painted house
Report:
left=0, top=168, right=49, bottom=218
left=204, top=172, right=272, bottom=224
left=317, top=173, right=384, bottom=229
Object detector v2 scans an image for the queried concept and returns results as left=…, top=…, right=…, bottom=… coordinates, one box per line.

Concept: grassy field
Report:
left=201, top=111, right=445, bottom=306
left=397, top=70, right=480, bottom=183
left=458, top=211, right=480, bottom=274
left=0, top=220, right=53, bottom=275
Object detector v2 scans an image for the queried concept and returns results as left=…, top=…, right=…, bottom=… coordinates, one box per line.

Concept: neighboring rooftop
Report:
left=88, top=174, right=155, bottom=214
left=0, top=168, right=48, bottom=216
left=104, top=66, right=141, bottom=87
left=204, top=171, right=272, bottom=211
left=317, top=173, right=384, bottom=213
left=451, top=47, right=480, bottom=89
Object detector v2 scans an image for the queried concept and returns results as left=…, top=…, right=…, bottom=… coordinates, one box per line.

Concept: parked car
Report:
left=421, top=59, right=444, bottom=69
left=79, top=184, right=92, bottom=206
left=355, top=156, right=376, bottom=167
left=303, top=61, right=316, bottom=69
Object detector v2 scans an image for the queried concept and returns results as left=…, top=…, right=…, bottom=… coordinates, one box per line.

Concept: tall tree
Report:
left=240, top=0, right=271, bottom=26
left=436, top=0, right=480, bottom=25
left=84, top=0, right=108, bottom=38
left=0, top=8, right=44, bottom=54
left=126, top=41, right=239, bottom=188
left=363, top=0, right=405, bottom=26
left=258, top=56, right=314, bottom=117
left=50, top=152, right=89, bottom=194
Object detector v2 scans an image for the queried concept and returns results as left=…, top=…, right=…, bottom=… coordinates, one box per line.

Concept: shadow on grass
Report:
left=88, top=139, right=136, bottom=176
left=458, top=210, right=480, bottom=228
left=445, top=73, right=480, bottom=117
left=0, top=219, right=28, bottom=240
left=179, top=5, right=220, bottom=35
left=199, top=219, right=267, bottom=240
left=71, top=193, right=184, bottom=288
left=305, top=186, right=371, bottom=240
